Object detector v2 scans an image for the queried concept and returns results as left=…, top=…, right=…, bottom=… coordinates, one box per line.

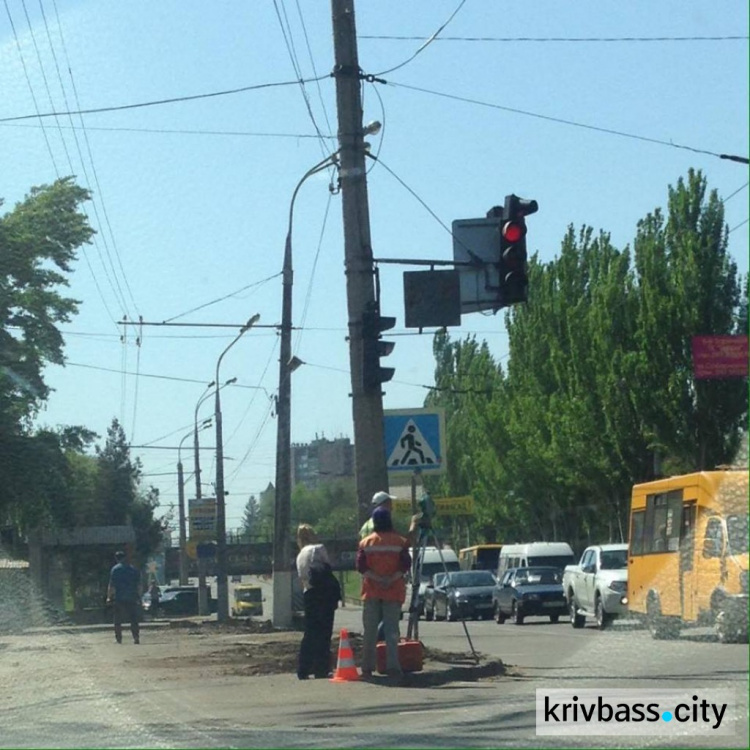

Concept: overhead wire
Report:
left=0, top=122, right=335, bottom=139
left=373, top=0, right=469, bottom=77
left=3, top=0, right=60, bottom=173
left=362, top=34, right=750, bottom=44
left=39, top=0, right=136, bottom=331
left=272, top=0, right=331, bottom=161
left=384, top=81, right=749, bottom=164
left=0, top=74, right=329, bottom=123
left=49, top=0, right=140, bottom=318
left=724, top=181, right=749, bottom=202
left=162, top=272, right=282, bottom=323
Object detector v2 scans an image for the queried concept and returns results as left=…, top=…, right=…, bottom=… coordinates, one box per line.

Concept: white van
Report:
left=496, top=542, right=576, bottom=578
left=404, top=546, right=460, bottom=616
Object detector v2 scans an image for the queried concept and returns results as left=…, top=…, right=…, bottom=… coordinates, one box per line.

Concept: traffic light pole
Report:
left=331, top=0, right=390, bottom=526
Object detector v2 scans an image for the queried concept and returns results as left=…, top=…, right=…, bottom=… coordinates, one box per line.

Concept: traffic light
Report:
left=361, top=303, right=396, bottom=393
left=489, top=194, right=538, bottom=307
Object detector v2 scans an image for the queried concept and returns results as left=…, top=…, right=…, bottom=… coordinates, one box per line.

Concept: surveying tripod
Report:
left=405, top=493, right=478, bottom=661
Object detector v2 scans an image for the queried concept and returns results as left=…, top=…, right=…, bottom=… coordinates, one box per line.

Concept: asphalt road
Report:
left=0, top=578, right=747, bottom=749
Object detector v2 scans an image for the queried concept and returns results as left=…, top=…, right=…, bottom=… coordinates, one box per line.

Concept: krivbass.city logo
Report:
left=535, top=689, right=736, bottom=737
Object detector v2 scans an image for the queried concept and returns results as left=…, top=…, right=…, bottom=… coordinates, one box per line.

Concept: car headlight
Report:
left=608, top=580, right=627, bottom=593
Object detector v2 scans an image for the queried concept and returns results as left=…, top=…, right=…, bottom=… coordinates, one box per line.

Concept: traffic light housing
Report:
left=488, top=194, right=538, bottom=307
left=361, top=303, right=396, bottom=393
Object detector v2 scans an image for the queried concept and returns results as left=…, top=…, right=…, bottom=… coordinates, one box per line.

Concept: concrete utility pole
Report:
left=331, top=0, right=389, bottom=527
left=272, top=232, right=294, bottom=628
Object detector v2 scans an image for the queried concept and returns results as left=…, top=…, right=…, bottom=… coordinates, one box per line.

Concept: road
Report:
left=0, top=577, right=747, bottom=748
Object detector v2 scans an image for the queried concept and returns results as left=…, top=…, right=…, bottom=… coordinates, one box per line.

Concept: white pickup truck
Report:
left=563, top=543, right=629, bottom=629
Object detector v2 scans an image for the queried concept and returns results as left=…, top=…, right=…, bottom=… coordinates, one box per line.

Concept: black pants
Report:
left=113, top=600, right=140, bottom=642
left=298, top=588, right=335, bottom=678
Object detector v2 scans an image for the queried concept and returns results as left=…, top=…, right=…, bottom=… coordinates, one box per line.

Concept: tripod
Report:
left=405, top=498, right=478, bottom=661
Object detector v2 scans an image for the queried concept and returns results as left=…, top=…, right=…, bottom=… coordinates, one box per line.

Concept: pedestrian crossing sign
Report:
left=384, top=408, right=446, bottom=476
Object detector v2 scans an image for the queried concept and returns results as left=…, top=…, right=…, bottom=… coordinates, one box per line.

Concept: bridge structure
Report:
left=165, top=537, right=359, bottom=579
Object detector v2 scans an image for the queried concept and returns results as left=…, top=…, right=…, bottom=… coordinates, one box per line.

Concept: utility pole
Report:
left=176, top=459, right=188, bottom=585
left=272, top=234, right=294, bottom=627
left=331, top=0, right=389, bottom=527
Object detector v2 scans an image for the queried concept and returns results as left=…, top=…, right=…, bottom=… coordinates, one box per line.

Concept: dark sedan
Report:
left=425, top=570, right=497, bottom=621
left=157, top=588, right=217, bottom=617
left=493, top=566, right=567, bottom=625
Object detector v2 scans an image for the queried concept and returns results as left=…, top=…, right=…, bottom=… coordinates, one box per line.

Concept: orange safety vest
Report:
left=359, top=530, right=408, bottom=603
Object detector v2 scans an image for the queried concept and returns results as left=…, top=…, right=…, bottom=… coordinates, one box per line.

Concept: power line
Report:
left=162, top=272, right=282, bottom=323
left=0, top=122, right=335, bottom=139
left=724, top=181, right=749, bottom=202
left=374, top=0, right=468, bottom=77
left=729, top=218, right=748, bottom=233
left=361, top=34, right=750, bottom=43
left=0, top=74, right=329, bottom=123
left=385, top=81, right=749, bottom=164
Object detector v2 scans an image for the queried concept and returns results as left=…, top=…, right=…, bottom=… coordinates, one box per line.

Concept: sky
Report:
left=1, top=1, right=748, bottom=537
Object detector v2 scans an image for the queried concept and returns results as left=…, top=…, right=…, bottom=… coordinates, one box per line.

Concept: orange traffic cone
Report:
left=330, top=628, right=360, bottom=682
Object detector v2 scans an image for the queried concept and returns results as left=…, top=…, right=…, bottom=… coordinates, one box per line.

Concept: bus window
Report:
left=630, top=510, right=645, bottom=555
left=644, top=490, right=682, bottom=553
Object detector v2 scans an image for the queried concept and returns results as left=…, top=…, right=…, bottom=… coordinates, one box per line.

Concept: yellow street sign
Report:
left=392, top=495, right=474, bottom=516
left=185, top=540, right=199, bottom=560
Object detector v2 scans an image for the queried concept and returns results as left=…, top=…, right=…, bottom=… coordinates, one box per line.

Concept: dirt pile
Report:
left=149, top=621, right=506, bottom=685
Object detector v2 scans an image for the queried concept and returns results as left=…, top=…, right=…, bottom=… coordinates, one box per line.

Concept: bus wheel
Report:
left=646, top=595, right=678, bottom=640
left=715, top=609, right=746, bottom=644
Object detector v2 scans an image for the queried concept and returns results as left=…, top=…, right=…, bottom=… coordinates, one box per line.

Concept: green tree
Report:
left=291, top=478, right=358, bottom=539
left=628, top=169, right=746, bottom=471
left=0, top=178, right=94, bottom=528
left=94, top=418, right=167, bottom=560
left=241, top=495, right=260, bottom=540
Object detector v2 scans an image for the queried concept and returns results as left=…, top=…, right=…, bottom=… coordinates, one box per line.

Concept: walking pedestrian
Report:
left=106, top=551, right=141, bottom=644
left=295, top=524, right=341, bottom=680
left=357, top=508, right=416, bottom=677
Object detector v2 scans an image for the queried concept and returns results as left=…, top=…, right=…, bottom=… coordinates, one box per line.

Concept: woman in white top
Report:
left=296, top=524, right=339, bottom=679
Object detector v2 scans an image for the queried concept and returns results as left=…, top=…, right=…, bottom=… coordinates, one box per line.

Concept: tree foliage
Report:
left=0, top=178, right=93, bottom=529
left=428, top=170, right=747, bottom=547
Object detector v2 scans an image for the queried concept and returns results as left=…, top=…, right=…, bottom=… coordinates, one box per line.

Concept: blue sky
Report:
left=2, top=1, right=748, bottom=535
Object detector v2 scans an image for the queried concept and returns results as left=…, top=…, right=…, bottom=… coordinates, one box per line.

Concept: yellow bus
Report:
left=627, top=470, right=748, bottom=643
left=459, top=544, right=502, bottom=572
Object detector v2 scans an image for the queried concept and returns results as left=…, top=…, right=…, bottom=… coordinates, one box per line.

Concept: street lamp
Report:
left=215, top=314, right=260, bottom=622
left=273, top=153, right=338, bottom=628
left=177, top=420, right=211, bottom=585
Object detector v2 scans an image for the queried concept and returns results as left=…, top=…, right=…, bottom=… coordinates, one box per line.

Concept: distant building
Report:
left=291, top=436, right=354, bottom=489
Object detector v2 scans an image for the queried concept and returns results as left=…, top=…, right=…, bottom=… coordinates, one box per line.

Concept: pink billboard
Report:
left=692, top=335, right=749, bottom=379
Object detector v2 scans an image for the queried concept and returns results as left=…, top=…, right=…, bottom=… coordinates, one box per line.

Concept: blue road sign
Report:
left=384, top=408, right=446, bottom=476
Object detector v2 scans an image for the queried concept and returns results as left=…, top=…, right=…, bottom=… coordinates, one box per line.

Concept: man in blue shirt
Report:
left=107, top=551, right=141, bottom=644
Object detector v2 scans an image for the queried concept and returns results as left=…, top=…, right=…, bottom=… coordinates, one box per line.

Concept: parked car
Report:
left=404, top=547, right=460, bottom=617
left=157, top=588, right=217, bottom=617
left=563, top=543, right=629, bottom=629
left=492, top=566, right=567, bottom=625
left=424, top=570, right=497, bottom=621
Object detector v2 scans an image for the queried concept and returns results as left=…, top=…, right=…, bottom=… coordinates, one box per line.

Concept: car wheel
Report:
left=595, top=595, right=612, bottom=630
left=425, top=605, right=434, bottom=622
left=550, top=615, right=560, bottom=624
left=512, top=601, right=524, bottom=625
left=569, top=597, right=585, bottom=628
left=495, top=602, right=506, bottom=624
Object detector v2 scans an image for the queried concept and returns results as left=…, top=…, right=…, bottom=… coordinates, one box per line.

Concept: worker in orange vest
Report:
left=357, top=507, right=417, bottom=677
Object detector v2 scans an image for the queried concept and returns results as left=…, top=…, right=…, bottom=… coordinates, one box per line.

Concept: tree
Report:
left=0, top=178, right=94, bottom=528
left=94, top=418, right=167, bottom=560
left=241, top=495, right=260, bottom=540
left=628, top=169, right=746, bottom=471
